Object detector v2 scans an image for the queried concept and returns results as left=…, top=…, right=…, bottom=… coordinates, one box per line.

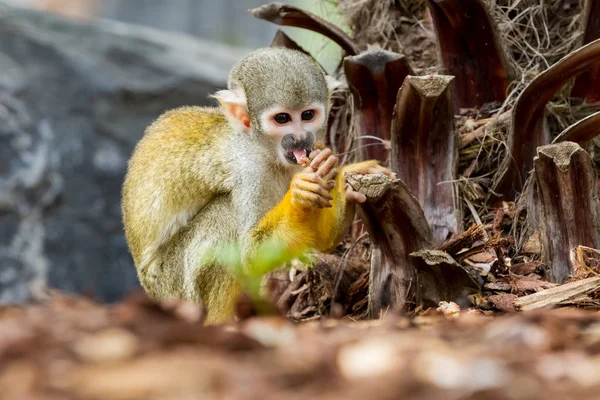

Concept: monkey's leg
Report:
left=145, top=195, right=241, bottom=324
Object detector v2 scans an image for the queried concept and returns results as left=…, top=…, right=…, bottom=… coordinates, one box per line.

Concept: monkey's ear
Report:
left=212, top=89, right=251, bottom=132
left=325, top=75, right=343, bottom=94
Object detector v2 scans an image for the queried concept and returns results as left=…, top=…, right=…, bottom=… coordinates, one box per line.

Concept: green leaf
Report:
left=202, top=238, right=311, bottom=305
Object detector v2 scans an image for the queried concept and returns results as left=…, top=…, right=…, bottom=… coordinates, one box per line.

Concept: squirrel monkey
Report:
left=122, top=47, right=392, bottom=324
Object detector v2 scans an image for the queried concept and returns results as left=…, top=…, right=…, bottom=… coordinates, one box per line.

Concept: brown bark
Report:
left=344, top=49, right=413, bottom=164
left=269, top=29, right=309, bottom=55
left=250, top=3, right=360, bottom=56
left=346, top=173, right=481, bottom=318
left=425, top=0, right=511, bottom=110
left=391, top=75, right=460, bottom=243
left=533, top=142, right=600, bottom=283
left=346, top=173, right=432, bottom=317
left=571, top=0, right=600, bottom=103
left=410, top=250, right=481, bottom=308
left=552, top=111, right=600, bottom=146
left=495, top=39, right=600, bottom=200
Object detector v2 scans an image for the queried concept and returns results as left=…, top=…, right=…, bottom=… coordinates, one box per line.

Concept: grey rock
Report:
left=0, top=2, right=249, bottom=303
left=101, top=0, right=277, bottom=48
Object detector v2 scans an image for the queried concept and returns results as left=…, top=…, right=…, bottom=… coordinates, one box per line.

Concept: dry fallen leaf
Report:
left=512, top=274, right=558, bottom=293
left=488, top=294, right=518, bottom=312
left=511, top=261, right=542, bottom=276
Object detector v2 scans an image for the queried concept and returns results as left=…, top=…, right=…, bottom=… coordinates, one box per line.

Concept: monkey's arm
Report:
left=243, top=151, right=390, bottom=272
left=247, top=190, right=319, bottom=256
left=240, top=150, right=338, bottom=272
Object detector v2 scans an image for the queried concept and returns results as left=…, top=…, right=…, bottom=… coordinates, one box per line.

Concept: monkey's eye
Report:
left=274, top=113, right=291, bottom=124
left=301, top=110, right=315, bottom=121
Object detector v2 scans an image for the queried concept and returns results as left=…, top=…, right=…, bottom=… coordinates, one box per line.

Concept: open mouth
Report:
left=281, top=132, right=315, bottom=165
left=284, top=147, right=311, bottom=164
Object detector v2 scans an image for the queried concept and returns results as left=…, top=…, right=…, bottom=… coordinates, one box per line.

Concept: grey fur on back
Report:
left=229, top=48, right=328, bottom=118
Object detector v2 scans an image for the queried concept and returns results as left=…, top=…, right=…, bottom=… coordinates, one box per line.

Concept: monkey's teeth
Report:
left=292, top=149, right=307, bottom=163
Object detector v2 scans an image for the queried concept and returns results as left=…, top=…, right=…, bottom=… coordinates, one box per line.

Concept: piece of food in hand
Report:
left=298, top=156, right=311, bottom=167
left=313, top=141, right=325, bottom=151
left=297, top=141, right=326, bottom=167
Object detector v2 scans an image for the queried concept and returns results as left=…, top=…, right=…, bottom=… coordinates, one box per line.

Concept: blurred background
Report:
left=3, top=0, right=345, bottom=71
left=0, top=0, right=346, bottom=304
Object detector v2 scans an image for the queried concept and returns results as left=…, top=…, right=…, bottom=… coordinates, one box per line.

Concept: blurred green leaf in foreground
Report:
left=203, top=238, right=313, bottom=313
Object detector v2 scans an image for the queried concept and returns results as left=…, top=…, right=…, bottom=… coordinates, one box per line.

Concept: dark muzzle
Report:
left=281, top=132, right=315, bottom=152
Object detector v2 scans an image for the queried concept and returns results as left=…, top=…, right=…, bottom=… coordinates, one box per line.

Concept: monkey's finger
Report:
left=310, top=147, right=333, bottom=170
left=292, top=189, right=332, bottom=208
left=314, top=194, right=333, bottom=208
left=345, top=184, right=367, bottom=203
left=300, top=172, right=329, bottom=188
left=294, top=186, right=333, bottom=208
left=323, top=167, right=338, bottom=183
left=316, top=155, right=338, bottom=178
left=347, top=191, right=366, bottom=203
left=308, top=148, right=321, bottom=160
left=294, top=179, right=333, bottom=200
left=293, top=197, right=323, bottom=209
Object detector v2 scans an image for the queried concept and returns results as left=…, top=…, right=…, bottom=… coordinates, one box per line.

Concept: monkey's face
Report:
left=259, top=102, right=327, bottom=166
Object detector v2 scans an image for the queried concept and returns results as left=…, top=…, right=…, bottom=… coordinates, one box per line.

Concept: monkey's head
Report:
left=213, top=47, right=340, bottom=167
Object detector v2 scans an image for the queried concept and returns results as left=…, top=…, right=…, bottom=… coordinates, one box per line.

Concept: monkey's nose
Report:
left=281, top=134, right=297, bottom=150
left=292, top=132, right=307, bottom=141
left=281, top=132, right=315, bottom=151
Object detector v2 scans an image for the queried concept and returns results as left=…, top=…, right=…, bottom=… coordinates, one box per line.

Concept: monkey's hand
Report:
left=291, top=147, right=338, bottom=209
left=341, top=160, right=396, bottom=204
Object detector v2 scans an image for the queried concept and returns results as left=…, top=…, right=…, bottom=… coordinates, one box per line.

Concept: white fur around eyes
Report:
left=259, top=103, right=326, bottom=135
